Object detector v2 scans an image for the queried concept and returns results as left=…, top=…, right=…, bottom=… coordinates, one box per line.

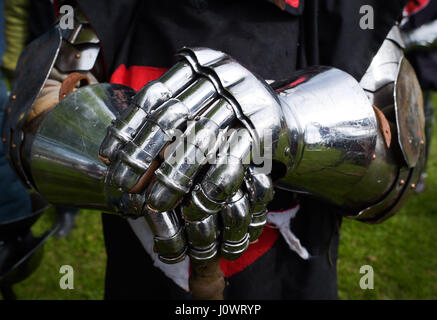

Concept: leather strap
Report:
left=59, top=72, right=91, bottom=101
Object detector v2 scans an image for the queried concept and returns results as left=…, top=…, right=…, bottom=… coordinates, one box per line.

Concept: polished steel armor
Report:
left=356, top=25, right=426, bottom=222
left=2, top=14, right=103, bottom=190
left=2, top=23, right=426, bottom=263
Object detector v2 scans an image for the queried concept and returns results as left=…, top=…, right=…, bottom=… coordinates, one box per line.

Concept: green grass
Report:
left=337, top=103, right=437, bottom=300
left=5, top=100, right=437, bottom=300
left=12, top=209, right=106, bottom=300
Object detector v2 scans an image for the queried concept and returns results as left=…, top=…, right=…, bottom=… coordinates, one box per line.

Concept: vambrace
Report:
left=2, top=8, right=104, bottom=191
left=274, top=26, right=425, bottom=223
left=0, top=9, right=139, bottom=217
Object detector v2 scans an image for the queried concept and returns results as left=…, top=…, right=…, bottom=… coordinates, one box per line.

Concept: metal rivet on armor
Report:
left=75, top=53, right=81, bottom=59
left=372, top=154, right=376, bottom=160
left=411, top=184, right=416, bottom=189
left=399, top=179, right=406, bottom=186
left=284, top=147, right=290, bottom=156
left=11, top=94, right=16, bottom=100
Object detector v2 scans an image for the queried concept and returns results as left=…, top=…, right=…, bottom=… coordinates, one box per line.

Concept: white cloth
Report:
left=266, top=205, right=310, bottom=260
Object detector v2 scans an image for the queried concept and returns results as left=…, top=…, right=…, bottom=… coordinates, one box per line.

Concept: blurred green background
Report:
left=4, top=104, right=437, bottom=300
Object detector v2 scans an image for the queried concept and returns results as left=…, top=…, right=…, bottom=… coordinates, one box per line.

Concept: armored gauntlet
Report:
left=98, top=30, right=425, bottom=263
left=3, top=26, right=426, bottom=264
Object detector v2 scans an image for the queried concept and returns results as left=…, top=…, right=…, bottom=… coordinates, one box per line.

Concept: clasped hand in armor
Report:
left=99, top=48, right=283, bottom=264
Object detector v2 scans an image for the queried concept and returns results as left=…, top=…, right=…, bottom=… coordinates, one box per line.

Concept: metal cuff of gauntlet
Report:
left=275, top=26, right=425, bottom=223
left=2, top=13, right=103, bottom=190
left=29, top=83, right=135, bottom=214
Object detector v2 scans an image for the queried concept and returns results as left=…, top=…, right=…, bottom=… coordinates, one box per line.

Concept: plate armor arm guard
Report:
left=273, top=26, right=426, bottom=223
left=2, top=7, right=106, bottom=192
left=1, top=11, right=189, bottom=263
left=2, top=22, right=426, bottom=263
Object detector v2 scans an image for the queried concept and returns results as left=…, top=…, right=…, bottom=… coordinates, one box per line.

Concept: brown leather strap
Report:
left=59, top=72, right=91, bottom=101
left=129, top=160, right=161, bottom=193
left=128, top=142, right=171, bottom=193
left=372, top=105, right=392, bottom=148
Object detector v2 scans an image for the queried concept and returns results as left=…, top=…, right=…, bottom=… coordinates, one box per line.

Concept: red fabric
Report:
left=285, top=0, right=300, bottom=8
left=186, top=226, right=280, bottom=278
left=53, top=0, right=60, bottom=18
left=110, top=64, right=167, bottom=91
left=110, top=63, right=280, bottom=277
left=404, top=0, right=430, bottom=16
left=220, top=226, right=279, bottom=277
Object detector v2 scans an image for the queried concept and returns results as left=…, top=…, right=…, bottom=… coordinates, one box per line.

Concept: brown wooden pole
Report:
left=189, top=256, right=225, bottom=300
